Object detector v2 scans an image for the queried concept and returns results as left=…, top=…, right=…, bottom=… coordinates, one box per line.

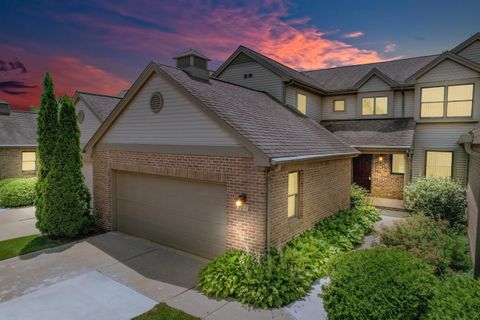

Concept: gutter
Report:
left=271, top=151, right=359, bottom=165
left=0, top=144, right=37, bottom=147
left=354, top=145, right=412, bottom=150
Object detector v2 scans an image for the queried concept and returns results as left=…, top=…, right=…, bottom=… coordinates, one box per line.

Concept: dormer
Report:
left=174, top=49, right=210, bottom=81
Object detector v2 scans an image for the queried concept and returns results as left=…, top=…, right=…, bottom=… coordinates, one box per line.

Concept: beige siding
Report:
left=216, top=61, right=284, bottom=101
left=321, top=95, right=357, bottom=120
left=412, top=123, right=479, bottom=185
left=458, top=40, right=480, bottom=65
left=75, top=100, right=102, bottom=146
left=467, top=153, right=480, bottom=261
left=285, top=86, right=321, bottom=121
left=417, top=59, right=479, bottom=83
left=358, top=75, right=391, bottom=92
left=392, top=90, right=415, bottom=118
left=101, top=74, right=242, bottom=146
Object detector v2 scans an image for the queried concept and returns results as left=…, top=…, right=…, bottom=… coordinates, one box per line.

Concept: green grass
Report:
left=0, top=234, right=62, bottom=261
left=133, top=303, right=200, bottom=320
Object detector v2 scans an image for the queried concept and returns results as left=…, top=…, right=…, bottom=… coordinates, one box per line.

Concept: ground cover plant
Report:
left=133, top=303, right=200, bottom=320
left=322, top=248, right=437, bottom=320
left=198, top=185, right=380, bottom=308
left=0, top=178, right=37, bottom=208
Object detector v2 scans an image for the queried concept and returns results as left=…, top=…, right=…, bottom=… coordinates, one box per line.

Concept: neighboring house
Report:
left=0, top=101, right=38, bottom=180
left=73, top=92, right=123, bottom=193
left=82, top=50, right=358, bottom=258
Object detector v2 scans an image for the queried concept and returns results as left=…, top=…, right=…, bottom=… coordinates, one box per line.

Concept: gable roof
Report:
left=452, top=32, right=480, bottom=53
left=85, top=62, right=358, bottom=164
left=75, top=92, right=123, bottom=121
left=322, top=118, right=416, bottom=150
left=0, top=111, right=37, bottom=147
left=303, top=55, right=438, bottom=91
left=353, top=68, right=399, bottom=90
left=213, top=46, right=326, bottom=94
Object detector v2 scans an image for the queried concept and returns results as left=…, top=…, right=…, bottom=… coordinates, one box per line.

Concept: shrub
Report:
left=322, top=248, right=437, bottom=320
left=423, top=276, right=480, bottom=320
left=379, top=215, right=471, bottom=275
left=404, top=177, right=466, bottom=226
left=0, top=178, right=36, bottom=208
left=198, top=204, right=380, bottom=308
left=350, top=183, right=369, bottom=208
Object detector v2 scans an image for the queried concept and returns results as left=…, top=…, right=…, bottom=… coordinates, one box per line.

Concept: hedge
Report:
left=0, top=178, right=37, bottom=208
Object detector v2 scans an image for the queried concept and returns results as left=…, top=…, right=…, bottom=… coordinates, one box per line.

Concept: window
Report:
left=287, top=171, right=300, bottom=218
left=391, top=154, right=405, bottom=174
left=22, top=152, right=36, bottom=172
left=334, top=100, right=345, bottom=112
left=362, top=96, right=388, bottom=115
left=297, top=93, right=307, bottom=115
left=421, top=84, right=473, bottom=118
left=425, top=151, right=453, bottom=178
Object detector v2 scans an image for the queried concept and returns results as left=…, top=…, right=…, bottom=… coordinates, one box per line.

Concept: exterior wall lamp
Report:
left=235, top=193, right=249, bottom=211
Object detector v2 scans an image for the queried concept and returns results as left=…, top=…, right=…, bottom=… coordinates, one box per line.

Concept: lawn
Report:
left=133, top=303, right=200, bottom=320
left=0, top=234, right=62, bottom=261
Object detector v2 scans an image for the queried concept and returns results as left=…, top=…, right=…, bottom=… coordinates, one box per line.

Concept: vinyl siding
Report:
left=417, top=59, right=479, bottom=83
left=467, top=152, right=480, bottom=260
left=458, top=40, right=480, bottom=65
left=285, top=86, right=321, bottom=121
left=321, top=95, right=357, bottom=120
left=216, top=61, right=284, bottom=101
left=358, top=76, right=391, bottom=92
left=393, top=90, right=415, bottom=118
left=75, top=100, right=102, bottom=146
left=101, top=74, right=242, bottom=147
left=411, top=122, right=479, bottom=185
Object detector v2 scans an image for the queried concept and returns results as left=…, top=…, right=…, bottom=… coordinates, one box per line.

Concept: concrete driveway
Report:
left=0, top=207, right=38, bottom=241
left=0, top=232, right=293, bottom=320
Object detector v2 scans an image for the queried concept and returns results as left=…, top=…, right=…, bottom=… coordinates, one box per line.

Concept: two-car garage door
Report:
left=115, top=171, right=227, bottom=259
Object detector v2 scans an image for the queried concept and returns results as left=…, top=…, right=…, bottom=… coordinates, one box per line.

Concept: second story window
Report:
left=362, top=96, right=388, bottom=115
left=334, top=100, right=345, bottom=112
left=421, top=84, right=473, bottom=118
left=297, top=93, right=307, bottom=115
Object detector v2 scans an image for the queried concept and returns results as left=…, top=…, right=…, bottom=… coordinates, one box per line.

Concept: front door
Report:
left=353, top=154, right=372, bottom=191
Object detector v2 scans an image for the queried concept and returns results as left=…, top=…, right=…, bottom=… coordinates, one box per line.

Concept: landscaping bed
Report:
left=198, top=185, right=380, bottom=308
left=0, top=178, right=36, bottom=208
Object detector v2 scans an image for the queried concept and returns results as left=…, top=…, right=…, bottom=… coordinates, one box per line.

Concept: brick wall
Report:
left=92, top=150, right=267, bottom=254
left=0, top=147, right=37, bottom=179
left=371, top=154, right=404, bottom=199
left=269, top=158, right=352, bottom=248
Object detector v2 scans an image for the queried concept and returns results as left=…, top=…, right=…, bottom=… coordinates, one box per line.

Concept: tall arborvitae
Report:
left=35, top=72, right=58, bottom=232
left=42, top=96, right=94, bottom=237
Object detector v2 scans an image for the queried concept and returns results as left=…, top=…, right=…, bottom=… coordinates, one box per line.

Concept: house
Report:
left=0, top=100, right=38, bottom=179
left=73, top=92, right=123, bottom=192
left=82, top=50, right=359, bottom=259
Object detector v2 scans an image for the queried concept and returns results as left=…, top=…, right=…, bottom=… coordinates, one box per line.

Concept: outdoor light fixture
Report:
left=235, top=193, right=248, bottom=211
left=379, top=155, right=384, bottom=161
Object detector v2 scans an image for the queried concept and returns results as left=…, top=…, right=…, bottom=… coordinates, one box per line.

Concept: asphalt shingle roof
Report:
left=321, top=118, right=416, bottom=149
left=303, top=55, right=439, bottom=91
left=159, top=64, right=358, bottom=159
left=78, top=92, right=122, bottom=121
left=0, top=111, right=37, bottom=146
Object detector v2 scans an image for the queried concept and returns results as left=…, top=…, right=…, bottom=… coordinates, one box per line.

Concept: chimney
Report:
left=0, top=100, right=11, bottom=116
left=174, top=49, right=210, bottom=81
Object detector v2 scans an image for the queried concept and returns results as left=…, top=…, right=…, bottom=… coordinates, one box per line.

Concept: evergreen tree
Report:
left=41, top=96, right=94, bottom=237
left=35, top=72, right=58, bottom=232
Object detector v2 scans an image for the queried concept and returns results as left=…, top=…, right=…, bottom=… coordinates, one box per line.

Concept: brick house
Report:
left=0, top=101, right=38, bottom=180
left=83, top=50, right=358, bottom=258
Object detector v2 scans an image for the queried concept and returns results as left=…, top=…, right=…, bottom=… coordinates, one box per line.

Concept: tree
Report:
left=41, top=96, right=94, bottom=237
left=35, top=72, right=58, bottom=232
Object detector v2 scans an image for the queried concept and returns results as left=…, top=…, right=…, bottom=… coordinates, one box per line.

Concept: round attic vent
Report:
left=150, top=92, right=164, bottom=113
left=77, top=110, right=84, bottom=124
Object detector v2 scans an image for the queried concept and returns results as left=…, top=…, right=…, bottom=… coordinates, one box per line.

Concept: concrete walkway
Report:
left=0, top=207, right=38, bottom=241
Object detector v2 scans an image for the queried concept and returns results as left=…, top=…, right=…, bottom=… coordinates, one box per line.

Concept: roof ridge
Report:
left=238, top=45, right=303, bottom=75
left=78, top=91, right=123, bottom=99
left=303, top=54, right=440, bottom=73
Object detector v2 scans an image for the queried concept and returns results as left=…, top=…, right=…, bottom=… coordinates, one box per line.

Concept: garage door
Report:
left=115, top=171, right=227, bottom=259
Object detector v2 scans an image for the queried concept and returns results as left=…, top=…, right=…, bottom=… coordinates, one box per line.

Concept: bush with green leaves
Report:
left=198, top=203, right=380, bottom=308
left=423, top=276, right=480, bottom=320
left=404, top=177, right=466, bottom=226
left=380, top=214, right=471, bottom=275
left=350, top=183, right=369, bottom=208
left=322, top=248, right=437, bottom=320
left=39, top=96, right=94, bottom=237
left=0, top=178, right=36, bottom=208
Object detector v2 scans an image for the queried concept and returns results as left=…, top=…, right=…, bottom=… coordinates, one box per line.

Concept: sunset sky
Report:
left=1, top=0, right=479, bottom=111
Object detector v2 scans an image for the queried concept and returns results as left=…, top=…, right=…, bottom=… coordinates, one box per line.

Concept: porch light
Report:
left=235, top=193, right=247, bottom=209
left=379, top=155, right=384, bottom=161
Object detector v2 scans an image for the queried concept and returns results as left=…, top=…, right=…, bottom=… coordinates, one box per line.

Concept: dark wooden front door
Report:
left=353, top=154, right=372, bottom=191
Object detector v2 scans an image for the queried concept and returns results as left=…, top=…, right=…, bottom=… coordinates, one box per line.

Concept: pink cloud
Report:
left=0, top=45, right=130, bottom=111
left=342, top=31, right=365, bottom=39
left=384, top=42, right=398, bottom=53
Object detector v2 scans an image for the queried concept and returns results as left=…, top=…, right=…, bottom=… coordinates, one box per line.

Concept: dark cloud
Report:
left=0, top=58, right=27, bottom=73
left=0, top=80, right=36, bottom=95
